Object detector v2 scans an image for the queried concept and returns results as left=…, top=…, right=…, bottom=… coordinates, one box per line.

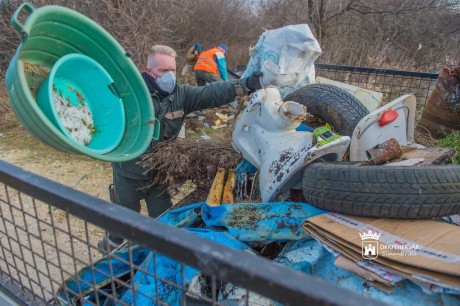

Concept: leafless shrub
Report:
left=1, top=1, right=22, bottom=86
left=0, top=0, right=261, bottom=112
left=1, top=0, right=460, bottom=114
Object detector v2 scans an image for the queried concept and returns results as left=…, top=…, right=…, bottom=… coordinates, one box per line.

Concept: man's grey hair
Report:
left=147, top=45, right=177, bottom=68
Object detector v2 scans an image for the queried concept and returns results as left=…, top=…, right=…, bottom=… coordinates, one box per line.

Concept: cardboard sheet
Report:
left=303, top=213, right=460, bottom=291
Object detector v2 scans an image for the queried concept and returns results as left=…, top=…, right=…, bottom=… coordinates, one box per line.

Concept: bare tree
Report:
left=260, top=0, right=460, bottom=70
left=1, top=0, right=459, bottom=88
left=0, top=0, right=263, bottom=112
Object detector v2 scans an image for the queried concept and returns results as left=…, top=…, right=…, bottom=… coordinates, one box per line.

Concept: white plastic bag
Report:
left=243, top=24, right=322, bottom=98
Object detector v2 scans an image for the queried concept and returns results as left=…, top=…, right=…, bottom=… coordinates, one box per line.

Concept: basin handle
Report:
left=11, top=2, right=35, bottom=40
left=152, top=118, right=160, bottom=140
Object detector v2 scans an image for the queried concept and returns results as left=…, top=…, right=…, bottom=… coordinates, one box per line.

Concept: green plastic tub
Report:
left=5, top=2, right=160, bottom=162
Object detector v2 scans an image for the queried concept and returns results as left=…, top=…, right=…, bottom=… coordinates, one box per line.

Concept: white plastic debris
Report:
left=178, top=123, right=186, bottom=139
left=242, top=24, right=322, bottom=98
left=52, top=91, right=94, bottom=145
left=232, top=87, right=350, bottom=201
left=219, top=282, right=275, bottom=306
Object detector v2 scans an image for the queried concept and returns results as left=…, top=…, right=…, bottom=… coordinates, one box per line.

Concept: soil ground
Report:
left=0, top=114, right=196, bottom=204
left=0, top=112, right=113, bottom=298
left=0, top=117, right=113, bottom=201
left=0, top=109, right=197, bottom=301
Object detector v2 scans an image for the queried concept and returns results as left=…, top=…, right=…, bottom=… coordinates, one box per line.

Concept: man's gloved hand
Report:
left=246, top=71, right=263, bottom=94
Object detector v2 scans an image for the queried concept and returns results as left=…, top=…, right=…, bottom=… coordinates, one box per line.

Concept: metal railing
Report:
left=0, top=64, right=438, bottom=305
left=0, top=160, right=377, bottom=306
left=315, top=64, right=438, bottom=121
left=230, top=63, right=438, bottom=121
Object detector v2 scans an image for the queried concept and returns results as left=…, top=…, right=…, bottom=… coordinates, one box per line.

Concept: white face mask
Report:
left=155, top=71, right=176, bottom=94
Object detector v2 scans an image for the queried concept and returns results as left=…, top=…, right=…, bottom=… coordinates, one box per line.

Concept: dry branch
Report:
left=141, top=138, right=241, bottom=189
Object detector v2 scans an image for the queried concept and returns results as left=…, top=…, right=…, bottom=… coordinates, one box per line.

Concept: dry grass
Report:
left=414, top=126, right=439, bottom=148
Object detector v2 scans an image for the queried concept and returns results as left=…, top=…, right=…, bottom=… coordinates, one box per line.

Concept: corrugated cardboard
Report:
left=334, top=255, right=395, bottom=293
left=304, top=222, right=460, bottom=291
left=303, top=213, right=460, bottom=291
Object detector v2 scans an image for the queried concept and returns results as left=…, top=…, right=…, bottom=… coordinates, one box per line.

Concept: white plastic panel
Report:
left=350, top=95, right=416, bottom=161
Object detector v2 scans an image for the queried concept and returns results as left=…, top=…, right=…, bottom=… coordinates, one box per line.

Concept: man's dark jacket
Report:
left=112, top=73, right=248, bottom=180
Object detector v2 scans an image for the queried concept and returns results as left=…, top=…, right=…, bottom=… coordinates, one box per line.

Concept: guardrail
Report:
left=0, top=160, right=378, bottom=306
left=315, top=64, right=438, bottom=121
left=0, top=64, right=437, bottom=305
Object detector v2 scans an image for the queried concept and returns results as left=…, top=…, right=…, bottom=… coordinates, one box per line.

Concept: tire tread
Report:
left=285, top=84, right=369, bottom=136
left=302, top=163, right=460, bottom=218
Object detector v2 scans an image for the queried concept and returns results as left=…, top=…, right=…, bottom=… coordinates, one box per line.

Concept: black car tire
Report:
left=302, top=162, right=460, bottom=218
left=285, top=84, right=369, bottom=136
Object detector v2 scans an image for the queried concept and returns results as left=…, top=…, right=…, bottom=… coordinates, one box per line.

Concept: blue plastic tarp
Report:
left=61, top=202, right=460, bottom=305
left=118, top=228, right=253, bottom=306
left=202, top=202, right=325, bottom=243
left=158, top=202, right=201, bottom=227
left=57, top=245, right=151, bottom=304
left=274, top=239, right=460, bottom=306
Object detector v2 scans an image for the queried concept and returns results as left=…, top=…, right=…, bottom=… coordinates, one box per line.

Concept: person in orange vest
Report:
left=194, top=44, right=228, bottom=86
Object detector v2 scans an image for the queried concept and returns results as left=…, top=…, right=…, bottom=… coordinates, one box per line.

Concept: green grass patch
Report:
left=438, top=131, right=460, bottom=164
left=185, top=126, right=231, bottom=140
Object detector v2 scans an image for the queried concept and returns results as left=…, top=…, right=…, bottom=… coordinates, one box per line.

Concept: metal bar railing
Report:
left=0, top=63, right=436, bottom=305
left=0, top=160, right=380, bottom=305
left=315, top=64, right=438, bottom=80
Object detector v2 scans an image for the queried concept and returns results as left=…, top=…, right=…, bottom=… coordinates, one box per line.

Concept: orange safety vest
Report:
left=194, top=48, right=221, bottom=75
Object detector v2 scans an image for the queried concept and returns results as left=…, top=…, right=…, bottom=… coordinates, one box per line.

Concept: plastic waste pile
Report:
left=59, top=203, right=460, bottom=305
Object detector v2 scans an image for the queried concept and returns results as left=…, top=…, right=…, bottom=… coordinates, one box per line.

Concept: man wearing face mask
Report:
left=98, top=45, right=263, bottom=254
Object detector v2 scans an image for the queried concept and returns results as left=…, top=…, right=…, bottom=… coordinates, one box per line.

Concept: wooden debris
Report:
left=222, top=169, right=235, bottom=204
left=206, top=168, right=226, bottom=206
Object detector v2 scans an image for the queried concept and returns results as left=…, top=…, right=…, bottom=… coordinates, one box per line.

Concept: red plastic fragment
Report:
left=379, top=109, right=399, bottom=126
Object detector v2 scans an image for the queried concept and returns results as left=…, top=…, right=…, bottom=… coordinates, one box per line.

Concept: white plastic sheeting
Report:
left=242, top=24, right=322, bottom=98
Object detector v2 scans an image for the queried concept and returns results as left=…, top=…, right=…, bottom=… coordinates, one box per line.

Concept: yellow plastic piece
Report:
left=206, top=168, right=226, bottom=206
left=222, top=169, right=235, bottom=204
